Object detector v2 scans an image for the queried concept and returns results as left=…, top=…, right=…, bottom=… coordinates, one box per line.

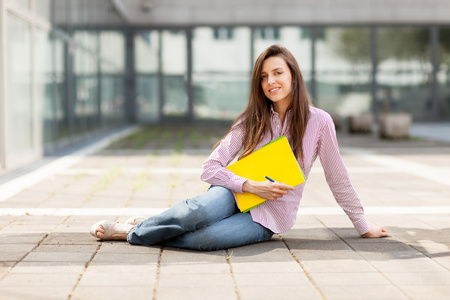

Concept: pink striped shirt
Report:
left=201, top=106, right=371, bottom=235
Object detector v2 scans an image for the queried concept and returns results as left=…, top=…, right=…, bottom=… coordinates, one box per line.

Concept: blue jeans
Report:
left=127, top=186, right=273, bottom=251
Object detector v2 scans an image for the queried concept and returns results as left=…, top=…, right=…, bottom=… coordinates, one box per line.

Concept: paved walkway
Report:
left=0, top=124, right=450, bottom=300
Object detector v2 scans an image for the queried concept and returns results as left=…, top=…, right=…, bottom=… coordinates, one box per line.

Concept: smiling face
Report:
left=260, top=56, right=293, bottom=113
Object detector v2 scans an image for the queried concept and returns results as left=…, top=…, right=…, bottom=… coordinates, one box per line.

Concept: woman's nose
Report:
left=267, top=75, right=275, bottom=84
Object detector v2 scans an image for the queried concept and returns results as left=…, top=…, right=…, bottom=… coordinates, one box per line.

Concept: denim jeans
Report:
left=127, top=186, right=273, bottom=251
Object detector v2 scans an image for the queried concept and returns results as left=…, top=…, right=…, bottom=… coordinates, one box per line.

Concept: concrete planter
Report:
left=378, top=113, right=412, bottom=139
left=348, top=113, right=374, bottom=133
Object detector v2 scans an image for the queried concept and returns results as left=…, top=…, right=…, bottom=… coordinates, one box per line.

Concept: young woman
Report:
left=90, top=45, right=389, bottom=251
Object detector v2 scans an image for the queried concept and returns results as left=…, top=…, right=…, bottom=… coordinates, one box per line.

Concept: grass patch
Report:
left=132, top=172, right=150, bottom=191
left=93, top=167, right=122, bottom=193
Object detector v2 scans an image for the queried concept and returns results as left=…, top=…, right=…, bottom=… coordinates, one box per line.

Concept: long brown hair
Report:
left=216, top=44, right=310, bottom=161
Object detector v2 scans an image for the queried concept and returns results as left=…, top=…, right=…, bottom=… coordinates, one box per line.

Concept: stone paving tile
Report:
left=9, top=261, right=86, bottom=274
left=158, top=273, right=234, bottom=288
left=160, top=248, right=226, bottom=264
left=1, top=224, right=57, bottom=232
left=23, top=251, right=94, bottom=262
left=309, top=272, right=391, bottom=286
left=159, top=262, right=230, bottom=274
left=368, top=257, right=449, bottom=273
left=156, top=286, right=236, bottom=300
left=0, top=272, right=80, bottom=287
left=383, top=271, right=450, bottom=286
left=233, top=272, right=311, bottom=286
left=34, top=244, right=98, bottom=253
left=90, top=253, right=160, bottom=265
left=0, top=262, right=15, bottom=276
left=0, top=233, right=46, bottom=244
left=0, top=286, right=73, bottom=300
left=230, top=261, right=303, bottom=274
left=98, top=242, right=160, bottom=254
left=0, top=243, right=37, bottom=252
left=71, top=286, right=153, bottom=300
left=301, top=259, right=378, bottom=273
left=290, top=249, right=363, bottom=261
left=398, top=285, right=450, bottom=300
left=78, top=270, right=156, bottom=287
left=319, top=285, right=409, bottom=300
left=283, top=238, right=353, bottom=251
left=0, top=252, right=29, bottom=262
left=85, top=264, right=157, bottom=274
left=0, top=216, right=15, bottom=227
left=41, top=232, right=100, bottom=245
left=238, top=285, right=322, bottom=300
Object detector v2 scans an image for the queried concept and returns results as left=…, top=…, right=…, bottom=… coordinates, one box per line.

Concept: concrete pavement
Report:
left=0, top=123, right=450, bottom=300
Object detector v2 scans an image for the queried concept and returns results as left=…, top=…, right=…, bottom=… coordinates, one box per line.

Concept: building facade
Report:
left=1, top=0, right=450, bottom=171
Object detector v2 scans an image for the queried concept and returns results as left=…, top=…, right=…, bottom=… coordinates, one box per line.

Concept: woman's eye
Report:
left=276, top=71, right=283, bottom=75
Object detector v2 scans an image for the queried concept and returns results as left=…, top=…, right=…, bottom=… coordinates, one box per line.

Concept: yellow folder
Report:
left=226, top=136, right=306, bottom=212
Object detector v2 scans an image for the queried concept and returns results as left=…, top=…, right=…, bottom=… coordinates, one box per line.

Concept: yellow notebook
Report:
left=226, top=136, right=306, bottom=213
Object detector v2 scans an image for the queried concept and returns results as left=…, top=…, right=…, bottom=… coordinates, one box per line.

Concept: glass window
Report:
left=193, top=26, right=251, bottom=120
left=35, top=0, right=51, bottom=20
left=100, top=31, right=125, bottom=72
left=438, top=28, right=450, bottom=120
left=135, top=30, right=160, bottom=122
left=315, top=27, right=371, bottom=118
left=377, top=27, right=432, bottom=120
left=35, top=29, right=54, bottom=146
left=74, top=44, right=99, bottom=134
left=14, top=0, right=30, bottom=9
left=53, top=38, right=69, bottom=141
left=99, top=31, right=125, bottom=126
left=162, top=30, right=188, bottom=117
left=6, top=13, right=33, bottom=168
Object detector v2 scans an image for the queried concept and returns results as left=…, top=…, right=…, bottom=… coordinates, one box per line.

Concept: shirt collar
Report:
left=270, top=105, right=292, bottom=117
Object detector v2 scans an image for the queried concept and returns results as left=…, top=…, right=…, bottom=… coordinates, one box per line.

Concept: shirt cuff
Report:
left=229, top=176, right=248, bottom=194
left=352, top=217, right=371, bottom=236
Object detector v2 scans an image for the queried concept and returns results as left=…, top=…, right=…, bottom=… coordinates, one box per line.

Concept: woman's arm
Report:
left=317, top=113, right=388, bottom=237
left=200, top=125, right=248, bottom=193
left=201, top=125, right=295, bottom=200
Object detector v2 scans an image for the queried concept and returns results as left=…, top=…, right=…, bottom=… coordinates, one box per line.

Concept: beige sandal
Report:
left=90, top=220, right=130, bottom=241
left=125, top=216, right=146, bottom=226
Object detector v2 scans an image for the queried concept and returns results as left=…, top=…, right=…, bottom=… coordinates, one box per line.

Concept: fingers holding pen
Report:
left=242, top=179, right=295, bottom=201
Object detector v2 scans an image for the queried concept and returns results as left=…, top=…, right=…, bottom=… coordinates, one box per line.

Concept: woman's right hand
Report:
left=242, top=180, right=295, bottom=200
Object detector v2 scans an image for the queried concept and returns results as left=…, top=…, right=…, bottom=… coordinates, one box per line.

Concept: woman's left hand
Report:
left=361, top=226, right=389, bottom=238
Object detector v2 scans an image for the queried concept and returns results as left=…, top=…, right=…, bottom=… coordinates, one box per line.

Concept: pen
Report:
left=265, top=176, right=296, bottom=195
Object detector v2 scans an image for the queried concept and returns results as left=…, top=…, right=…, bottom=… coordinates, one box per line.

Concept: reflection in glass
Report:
left=193, top=27, right=251, bottom=120
left=100, top=31, right=125, bottom=72
left=74, top=32, right=99, bottom=134
left=315, top=28, right=371, bottom=118
left=14, top=0, right=30, bottom=9
left=35, top=0, right=51, bottom=19
left=162, top=30, right=188, bottom=117
left=438, top=28, right=450, bottom=120
left=135, top=31, right=160, bottom=122
left=377, top=28, right=431, bottom=120
left=6, top=14, right=33, bottom=167
left=35, top=29, right=54, bottom=145
left=99, top=31, right=125, bottom=126
left=54, top=38, right=68, bottom=141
